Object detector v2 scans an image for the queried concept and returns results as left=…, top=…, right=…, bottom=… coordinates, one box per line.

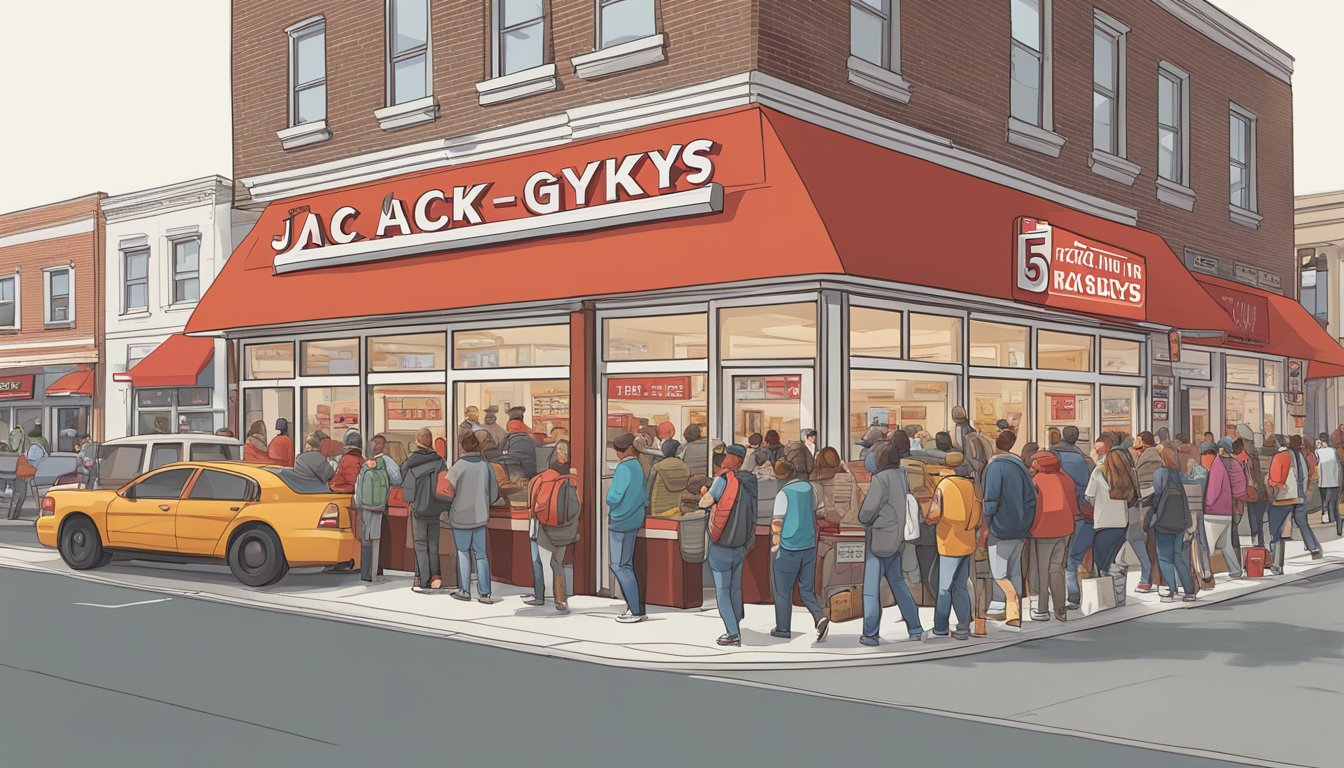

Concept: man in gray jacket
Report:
left=444, top=432, right=501, bottom=604
left=857, top=447, right=924, bottom=646
left=286, top=434, right=335, bottom=493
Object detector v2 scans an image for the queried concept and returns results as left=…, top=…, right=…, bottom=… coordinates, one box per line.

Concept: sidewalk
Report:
left=2, top=523, right=1341, bottom=672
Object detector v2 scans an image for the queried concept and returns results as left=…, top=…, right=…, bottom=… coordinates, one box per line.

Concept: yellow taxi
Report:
left=36, top=461, right=357, bottom=587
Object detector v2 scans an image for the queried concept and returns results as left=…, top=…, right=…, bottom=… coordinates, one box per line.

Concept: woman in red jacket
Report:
left=1029, top=451, right=1078, bottom=622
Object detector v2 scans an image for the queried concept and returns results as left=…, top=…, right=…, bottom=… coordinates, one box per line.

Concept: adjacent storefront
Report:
left=113, top=334, right=227, bottom=436
left=0, top=366, right=95, bottom=452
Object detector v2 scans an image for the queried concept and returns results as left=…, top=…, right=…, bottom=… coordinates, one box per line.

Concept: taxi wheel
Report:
left=228, top=526, right=289, bottom=587
left=59, top=517, right=105, bottom=571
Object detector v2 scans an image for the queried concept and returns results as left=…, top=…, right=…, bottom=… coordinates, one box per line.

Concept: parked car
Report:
left=50, top=434, right=243, bottom=493
left=37, top=461, right=357, bottom=586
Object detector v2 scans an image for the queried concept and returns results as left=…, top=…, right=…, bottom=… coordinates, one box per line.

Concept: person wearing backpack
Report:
left=400, top=428, right=447, bottom=592
left=1029, top=451, right=1077, bottom=622
left=606, top=433, right=649, bottom=623
left=699, top=445, right=759, bottom=647
left=522, top=443, right=579, bottom=613
left=782, top=430, right=818, bottom=481
left=856, top=448, right=924, bottom=646
left=353, top=434, right=402, bottom=583
left=648, top=439, right=690, bottom=518
left=1314, top=433, right=1340, bottom=527
left=443, top=432, right=502, bottom=604
left=928, top=452, right=980, bottom=640
left=1144, top=446, right=1197, bottom=603
left=769, top=460, right=830, bottom=642
left=978, top=430, right=1036, bottom=630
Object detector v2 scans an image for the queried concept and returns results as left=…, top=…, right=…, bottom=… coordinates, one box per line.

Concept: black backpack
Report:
left=1146, top=479, right=1189, bottom=534
left=716, top=471, right=759, bottom=548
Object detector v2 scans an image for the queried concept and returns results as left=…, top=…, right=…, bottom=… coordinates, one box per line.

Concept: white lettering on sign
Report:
left=1014, top=218, right=1146, bottom=319
left=0, top=381, right=21, bottom=392
left=836, top=541, right=866, bottom=564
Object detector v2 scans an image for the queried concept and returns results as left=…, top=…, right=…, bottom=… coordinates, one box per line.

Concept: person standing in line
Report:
left=326, top=431, right=365, bottom=572
left=482, top=406, right=507, bottom=451
left=441, top=432, right=501, bottom=603
left=1052, top=426, right=1095, bottom=610
left=679, top=424, right=712, bottom=477
left=1086, top=438, right=1136, bottom=607
left=1268, top=435, right=1323, bottom=572
left=606, top=433, right=649, bottom=623
left=770, top=460, right=831, bottom=642
left=1029, top=451, right=1077, bottom=622
left=1131, top=432, right=1163, bottom=594
left=243, top=421, right=269, bottom=463
left=288, top=434, right=335, bottom=493
left=951, top=406, right=975, bottom=451
left=1236, top=439, right=1269, bottom=547
left=458, top=406, right=483, bottom=439
left=700, top=445, right=758, bottom=647
left=856, top=449, right=924, bottom=645
left=784, top=429, right=817, bottom=481
left=267, top=418, right=294, bottom=467
left=1204, top=438, right=1246, bottom=579
left=400, top=428, right=447, bottom=592
left=522, top=442, right=578, bottom=613
left=928, top=452, right=980, bottom=640
left=648, top=439, right=690, bottom=518
left=353, top=434, right=401, bottom=583
left=1144, top=446, right=1196, bottom=603
left=1315, top=433, right=1341, bottom=527
left=978, top=430, right=1036, bottom=629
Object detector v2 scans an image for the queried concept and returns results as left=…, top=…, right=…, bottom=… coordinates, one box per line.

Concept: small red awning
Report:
left=115, top=334, right=215, bottom=388
left=46, top=366, right=94, bottom=397
left=1198, top=275, right=1344, bottom=369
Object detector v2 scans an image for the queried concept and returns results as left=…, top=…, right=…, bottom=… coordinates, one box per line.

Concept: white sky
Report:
left=0, top=1, right=1339, bottom=214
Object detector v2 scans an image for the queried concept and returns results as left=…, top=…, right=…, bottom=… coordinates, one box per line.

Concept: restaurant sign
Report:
left=608, top=377, right=692, bottom=401
left=0, top=374, right=35, bottom=401
left=1203, top=283, right=1271, bottom=345
left=1014, top=218, right=1146, bottom=321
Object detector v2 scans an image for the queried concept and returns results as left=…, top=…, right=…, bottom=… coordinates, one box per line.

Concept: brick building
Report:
left=193, top=0, right=1341, bottom=602
left=0, top=194, right=106, bottom=449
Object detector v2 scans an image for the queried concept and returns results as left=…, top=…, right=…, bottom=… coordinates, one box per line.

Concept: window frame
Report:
left=187, top=469, right=260, bottom=503
left=1156, top=60, right=1191, bottom=187
left=169, top=236, right=201, bottom=306
left=597, top=0, right=656, bottom=50
left=849, top=0, right=897, bottom=70
left=286, top=16, right=327, bottom=127
left=0, top=272, right=19, bottom=331
left=386, top=0, right=431, bottom=106
left=493, top=0, right=547, bottom=78
left=1229, top=102, right=1257, bottom=213
left=1009, top=0, right=1051, bottom=129
left=1091, top=10, right=1128, bottom=157
left=968, top=319, right=1031, bottom=369
left=122, top=247, right=150, bottom=313
left=43, top=265, right=74, bottom=326
left=126, top=466, right=196, bottom=501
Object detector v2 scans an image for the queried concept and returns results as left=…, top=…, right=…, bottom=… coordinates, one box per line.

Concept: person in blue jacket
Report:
left=978, top=430, right=1036, bottom=629
left=605, top=433, right=648, bottom=623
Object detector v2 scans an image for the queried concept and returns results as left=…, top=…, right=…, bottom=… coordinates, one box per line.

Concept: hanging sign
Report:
left=0, top=375, right=35, bottom=401
left=1014, top=218, right=1146, bottom=320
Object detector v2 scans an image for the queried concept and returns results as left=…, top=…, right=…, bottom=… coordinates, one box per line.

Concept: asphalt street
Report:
left=0, top=565, right=1269, bottom=768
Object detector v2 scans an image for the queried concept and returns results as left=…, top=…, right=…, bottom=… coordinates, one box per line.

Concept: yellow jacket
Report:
left=931, top=475, right=982, bottom=557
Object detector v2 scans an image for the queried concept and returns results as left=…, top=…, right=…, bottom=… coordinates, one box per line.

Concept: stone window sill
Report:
left=571, top=34, right=667, bottom=80
left=846, top=55, right=912, bottom=104
left=1006, top=117, right=1066, bottom=158
left=164, top=302, right=198, bottom=314
left=374, top=96, right=439, bottom=131
left=277, top=120, right=332, bottom=150
left=1088, top=149, right=1142, bottom=187
left=476, top=64, right=558, bottom=106
left=1230, top=203, right=1262, bottom=230
left=119, top=310, right=151, bottom=319
left=1155, top=177, right=1197, bottom=211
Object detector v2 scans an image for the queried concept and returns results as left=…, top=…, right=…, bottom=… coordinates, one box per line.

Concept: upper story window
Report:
left=288, top=18, right=326, bottom=126
left=1092, top=12, right=1127, bottom=156
left=850, top=0, right=894, bottom=68
left=123, top=248, right=149, bottom=312
left=171, top=237, right=201, bottom=304
left=1300, top=249, right=1327, bottom=324
left=388, top=0, right=430, bottom=105
left=599, top=0, right=654, bottom=48
left=0, top=275, right=17, bottom=329
left=44, top=266, right=73, bottom=325
left=494, top=0, right=545, bottom=76
left=1229, top=103, right=1257, bottom=212
left=1010, top=0, right=1045, bottom=126
left=1157, top=63, right=1189, bottom=186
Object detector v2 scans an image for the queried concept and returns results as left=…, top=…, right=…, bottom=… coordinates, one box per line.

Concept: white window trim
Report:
left=1155, top=60, right=1192, bottom=208
left=847, top=1, right=910, bottom=103
left=382, top=0, right=437, bottom=128
left=595, top=0, right=658, bottom=49
left=477, top=63, right=559, bottom=106
left=1089, top=9, right=1137, bottom=184
left=1008, top=0, right=1054, bottom=129
left=169, top=235, right=202, bottom=308
left=121, top=247, right=150, bottom=315
left=0, top=271, right=19, bottom=331
left=43, top=265, right=75, bottom=327
left=1229, top=101, right=1259, bottom=227
left=375, top=95, right=440, bottom=130
left=572, top=33, right=667, bottom=80
left=1007, top=117, right=1065, bottom=158
left=490, top=0, right=547, bottom=80
left=279, top=16, right=330, bottom=149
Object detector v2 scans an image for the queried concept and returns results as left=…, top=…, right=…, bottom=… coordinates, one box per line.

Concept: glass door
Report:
left=1185, top=386, right=1210, bottom=441
left=722, top=369, right=815, bottom=452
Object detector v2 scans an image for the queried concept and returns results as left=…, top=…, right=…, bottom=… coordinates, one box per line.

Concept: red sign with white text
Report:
left=1014, top=218, right=1146, bottom=320
left=1048, top=395, right=1077, bottom=421
left=608, top=377, right=692, bottom=401
left=0, top=375, right=34, bottom=401
left=1202, top=283, right=1271, bottom=345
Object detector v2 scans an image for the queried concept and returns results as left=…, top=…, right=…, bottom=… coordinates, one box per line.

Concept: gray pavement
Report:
left=0, top=566, right=1253, bottom=768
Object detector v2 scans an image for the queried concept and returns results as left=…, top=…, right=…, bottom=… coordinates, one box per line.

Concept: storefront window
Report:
left=302, top=387, right=360, bottom=447
left=243, top=388, right=295, bottom=462
left=909, top=314, right=961, bottom=363
left=1038, top=331, right=1094, bottom=372
left=1100, top=386, right=1138, bottom=438
left=1262, top=392, right=1278, bottom=444
left=1263, top=361, right=1281, bottom=390
left=850, top=307, right=902, bottom=358
left=368, top=333, right=446, bottom=372
left=372, top=384, right=446, bottom=464
left=453, top=324, right=569, bottom=369
left=720, top=303, right=817, bottom=359
left=1225, top=356, right=1261, bottom=386
left=1182, top=349, right=1212, bottom=380
left=1039, top=382, right=1094, bottom=446
left=849, top=370, right=955, bottom=459
left=1100, top=338, right=1141, bottom=374
left=969, top=379, right=1029, bottom=451
left=245, top=342, right=295, bottom=380
left=455, top=380, right=570, bottom=459
left=604, top=313, right=707, bottom=361
left=605, top=374, right=708, bottom=473
left=969, top=321, right=1028, bottom=368
left=728, top=373, right=806, bottom=457
left=135, top=388, right=217, bottom=435
left=1226, top=389, right=1264, bottom=444
left=301, top=338, right=359, bottom=376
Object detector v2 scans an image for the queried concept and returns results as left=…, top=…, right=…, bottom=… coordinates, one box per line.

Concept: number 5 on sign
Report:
left=1016, top=218, right=1052, bottom=294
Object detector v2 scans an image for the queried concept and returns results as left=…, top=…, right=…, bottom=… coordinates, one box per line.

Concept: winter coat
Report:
left=773, top=479, right=817, bottom=552
left=649, top=456, right=690, bottom=517
left=1145, top=466, right=1191, bottom=534
left=285, top=450, right=335, bottom=493
left=330, top=449, right=363, bottom=493
left=1050, top=442, right=1093, bottom=519
left=1316, top=446, right=1342, bottom=488
left=400, top=448, right=448, bottom=520
left=982, top=454, right=1036, bottom=540
left=680, top=438, right=712, bottom=476
left=243, top=436, right=269, bottom=463
left=1085, top=466, right=1131, bottom=530
left=1029, top=452, right=1078, bottom=539
left=811, top=471, right=857, bottom=527
left=444, top=453, right=500, bottom=530
left=503, top=431, right=539, bottom=479
left=353, top=454, right=402, bottom=513
left=1268, top=448, right=1306, bottom=506
left=267, top=435, right=294, bottom=467
left=858, top=467, right=912, bottom=558
left=605, top=457, right=648, bottom=532
left=933, top=475, right=981, bottom=557
left=1134, top=448, right=1163, bottom=498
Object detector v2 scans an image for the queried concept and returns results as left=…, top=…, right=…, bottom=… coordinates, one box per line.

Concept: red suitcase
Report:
left=1243, top=546, right=1269, bottom=578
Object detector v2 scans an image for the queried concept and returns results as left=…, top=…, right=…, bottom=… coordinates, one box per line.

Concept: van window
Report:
left=97, top=445, right=145, bottom=488
left=191, top=443, right=241, bottom=462
left=149, top=443, right=183, bottom=469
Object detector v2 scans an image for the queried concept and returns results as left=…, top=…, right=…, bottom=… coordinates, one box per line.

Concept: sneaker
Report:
left=951, top=629, right=971, bottom=641
left=904, top=631, right=924, bottom=642
left=1160, top=595, right=1176, bottom=603
left=1311, top=549, right=1324, bottom=560
left=449, top=590, right=472, bottom=601
left=1065, top=599, right=1081, bottom=611
left=520, top=597, right=546, bottom=607
left=859, top=635, right=880, bottom=647
left=1135, top=583, right=1155, bottom=593
left=815, top=616, right=831, bottom=642
left=770, top=629, right=791, bottom=639
left=1181, top=595, right=1197, bottom=603
left=616, top=612, right=648, bottom=624
left=716, top=634, right=741, bottom=647
left=930, top=630, right=950, bottom=639
left=1030, top=611, right=1050, bottom=622
left=478, top=595, right=499, bottom=605
left=555, top=602, right=570, bottom=614
left=411, top=586, right=428, bottom=594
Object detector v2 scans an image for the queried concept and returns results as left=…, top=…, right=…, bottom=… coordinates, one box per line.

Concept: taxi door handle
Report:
left=229, top=507, right=241, bottom=512
left=158, top=505, right=171, bottom=511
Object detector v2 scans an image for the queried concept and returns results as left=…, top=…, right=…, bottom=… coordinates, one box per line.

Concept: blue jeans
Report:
left=862, top=549, right=923, bottom=640
left=1126, top=516, right=1154, bottom=583
left=1246, top=501, right=1269, bottom=546
left=708, top=541, right=746, bottom=637
left=1269, top=505, right=1292, bottom=544
left=1291, top=503, right=1322, bottom=552
left=453, top=527, right=491, bottom=597
left=933, top=554, right=971, bottom=635
left=1065, top=519, right=1095, bottom=601
left=771, top=546, right=822, bottom=633
left=1156, top=531, right=1194, bottom=596
left=530, top=537, right=568, bottom=603
left=608, top=528, right=643, bottom=615
left=1321, top=487, right=1341, bottom=522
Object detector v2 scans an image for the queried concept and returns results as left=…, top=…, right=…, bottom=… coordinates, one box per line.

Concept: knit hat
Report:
left=1199, top=441, right=1217, bottom=455
left=612, top=433, right=636, bottom=452
left=1217, top=437, right=1236, bottom=455
left=724, top=444, right=747, bottom=458
left=657, top=421, right=677, bottom=441
left=661, top=439, right=681, bottom=458
left=343, top=430, right=362, bottom=448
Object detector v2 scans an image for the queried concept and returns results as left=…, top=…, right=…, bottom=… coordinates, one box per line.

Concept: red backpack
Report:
left=529, top=472, right=580, bottom=528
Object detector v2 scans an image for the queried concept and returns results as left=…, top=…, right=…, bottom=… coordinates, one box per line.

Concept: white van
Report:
left=84, top=434, right=243, bottom=490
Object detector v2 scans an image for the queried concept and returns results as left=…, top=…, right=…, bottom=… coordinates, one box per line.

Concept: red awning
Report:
left=116, top=334, right=215, bottom=388
left=185, top=106, right=1237, bottom=336
left=45, top=366, right=94, bottom=397
left=1198, top=274, right=1344, bottom=368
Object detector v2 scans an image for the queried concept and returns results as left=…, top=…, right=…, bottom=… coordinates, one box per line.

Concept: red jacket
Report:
left=267, top=435, right=294, bottom=467
left=1029, top=452, right=1078, bottom=538
left=330, top=450, right=362, bottom=493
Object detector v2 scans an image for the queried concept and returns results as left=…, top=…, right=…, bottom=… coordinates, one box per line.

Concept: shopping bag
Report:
left=1078, top=576, right=1116, bottom=616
